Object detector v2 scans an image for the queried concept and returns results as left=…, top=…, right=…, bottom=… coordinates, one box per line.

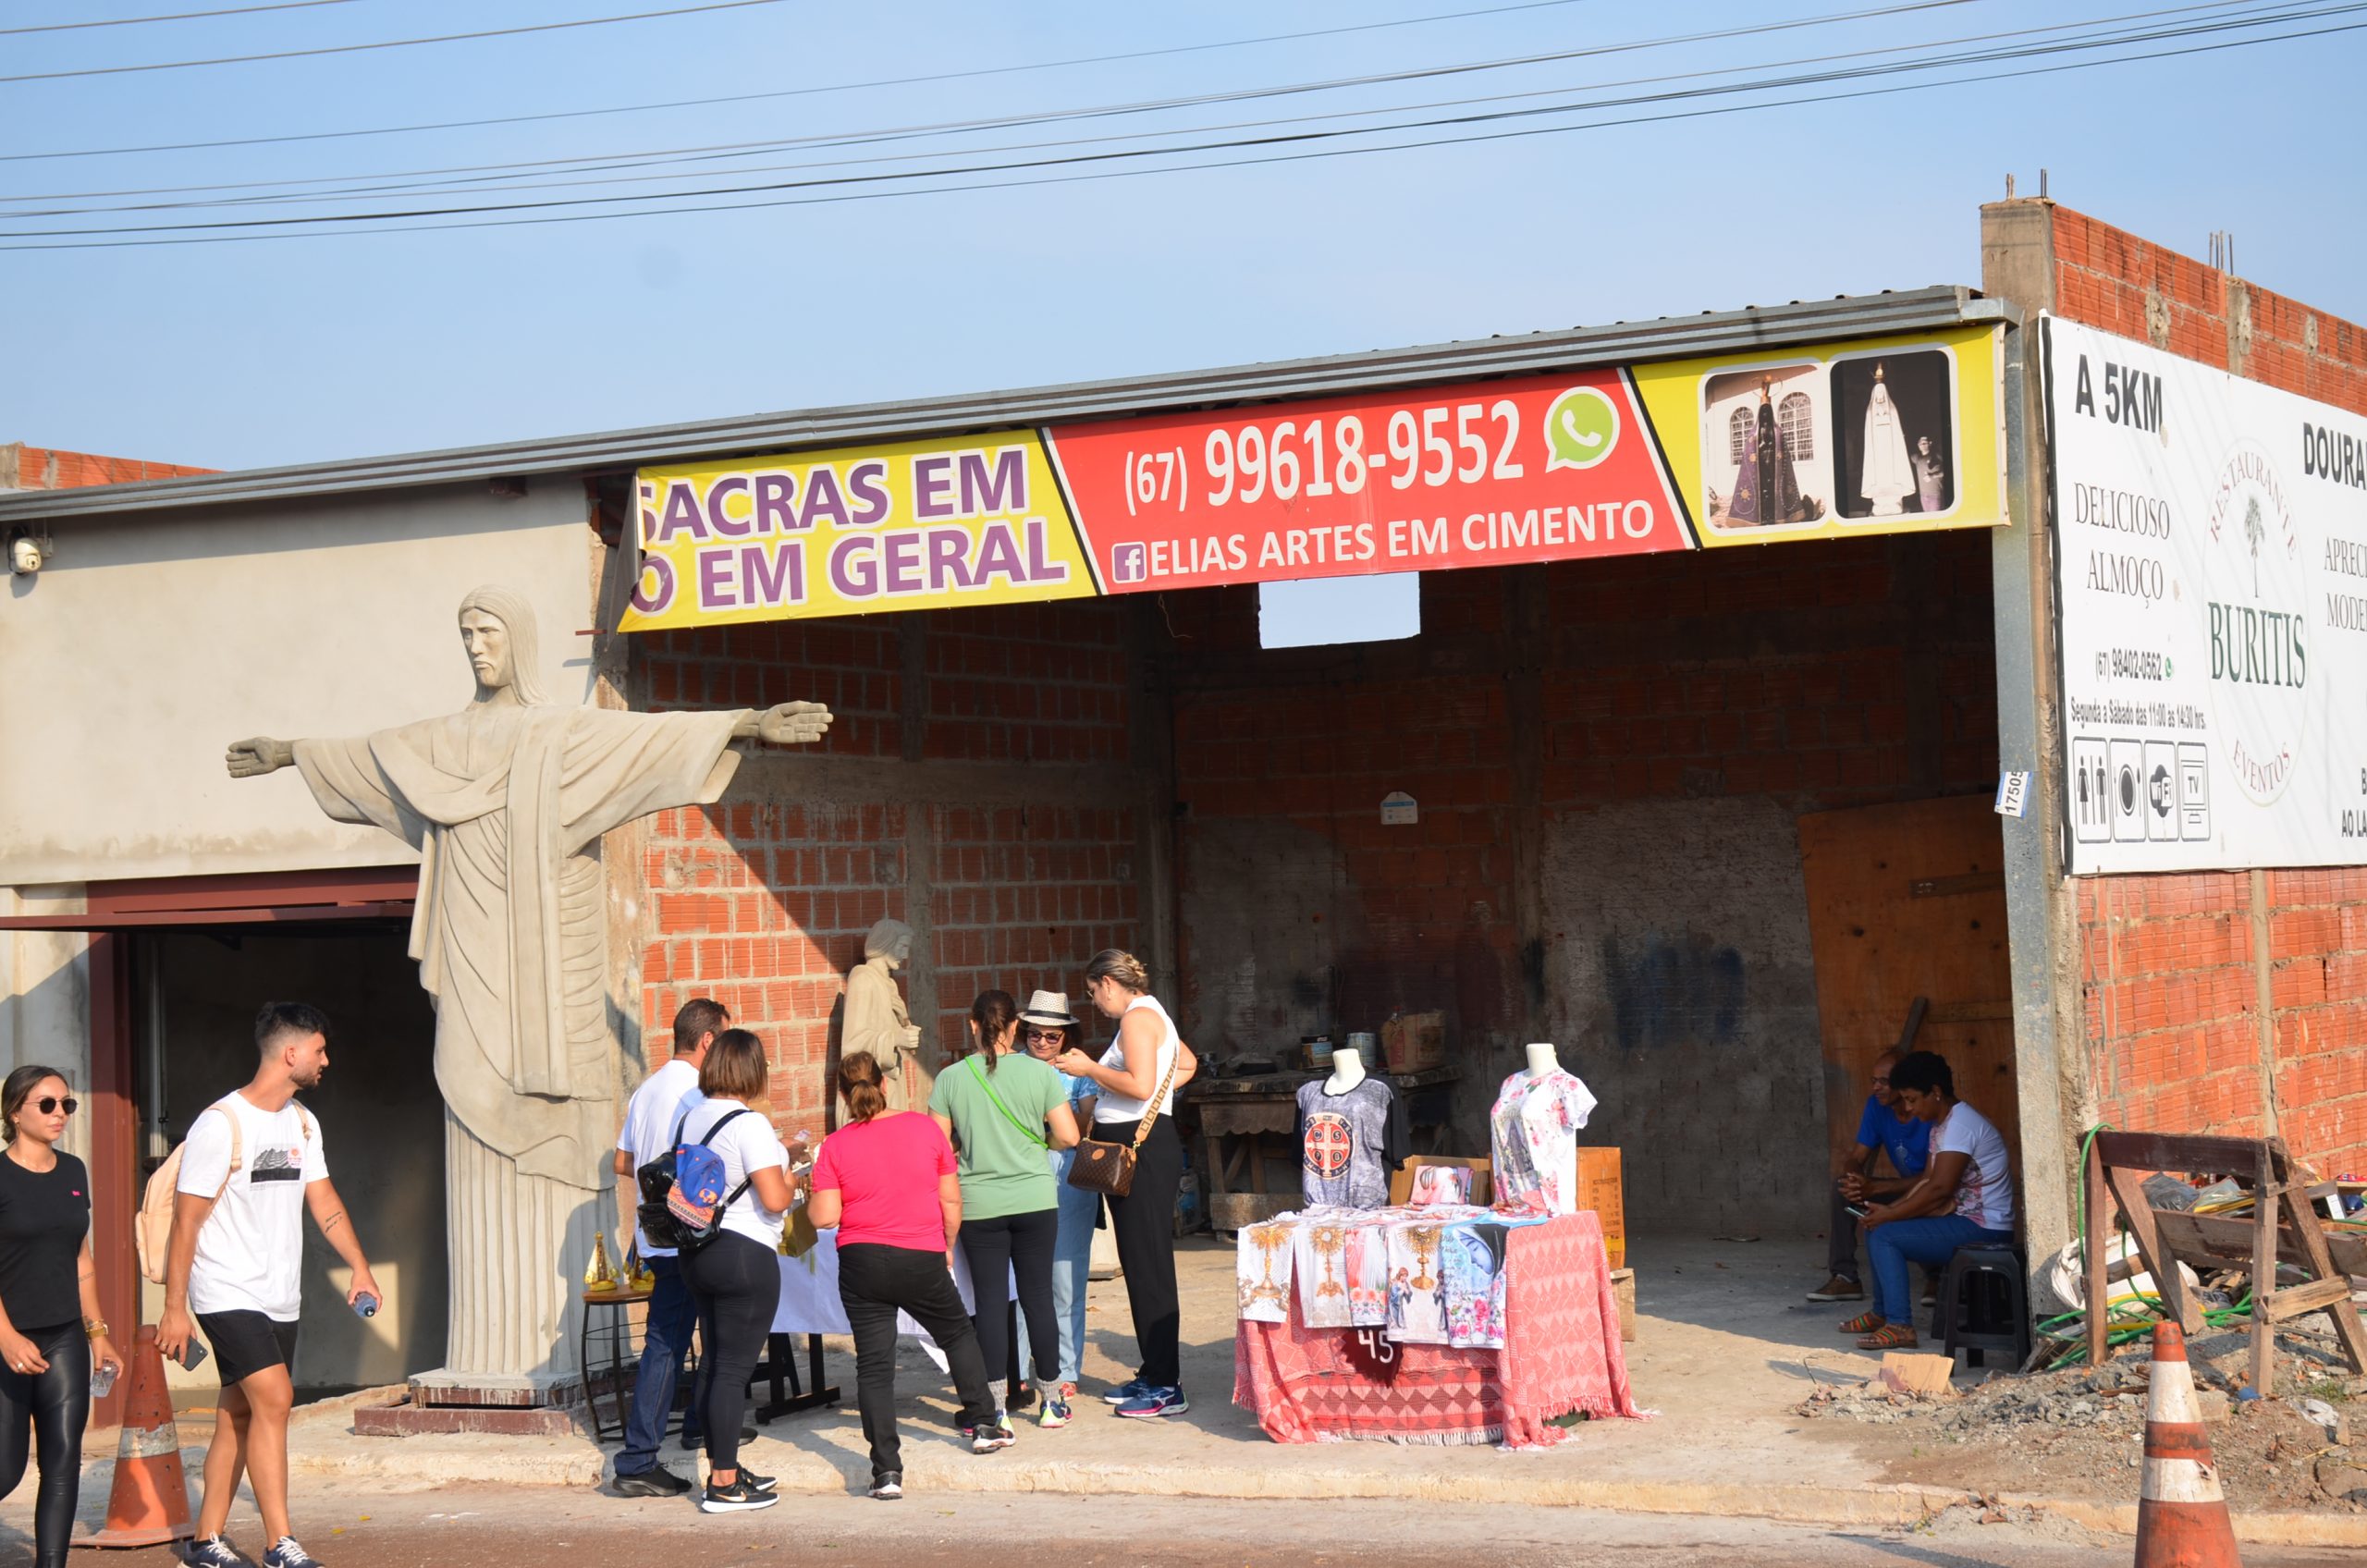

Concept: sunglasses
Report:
left=1023, top=1028, right=1066, bottom=1043
left=29, top=1096, right=77, bottom=1117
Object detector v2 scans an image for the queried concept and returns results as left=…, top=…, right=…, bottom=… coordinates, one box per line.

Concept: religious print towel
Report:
left=1406, top=1164, right=1475, bottom=1207
left=1295, top=1078, right=1411, bottom=1209
left=1294, top=1219, right=1357, bottom=1329
left=1382, top=1221, right=1449, bottom=1344
left=1441, top=1222, right=1512, bottom=1349
left=1343, top=1219, right=1390, bottom=1326
left=1489, top=1069, right=1600, bottom=1217
left=1236, top=1220, right=1295, bottom=1322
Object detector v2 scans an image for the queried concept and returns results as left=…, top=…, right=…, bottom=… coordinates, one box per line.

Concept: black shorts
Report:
left=195, top=1310, right=300, bottom=1388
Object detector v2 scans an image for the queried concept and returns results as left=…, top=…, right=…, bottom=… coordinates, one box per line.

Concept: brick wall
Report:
left=1166, top=533, right=1999, bottom=1231
left=0, top=442, right=212, bottom=489
left=632, top=599, right=1143, bottom=1130
left=2051, top=203, right=2367, bottom=1174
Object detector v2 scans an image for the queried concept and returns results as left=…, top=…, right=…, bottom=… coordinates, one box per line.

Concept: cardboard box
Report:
left=1388, top=1155, right=1494, bottom=1207
left=1577, top=1146, right=1625, bottom=1269
left=1380, top=1011, right=1446, bottom=1073
left=1610, top=1268, right=1637, bottom=1342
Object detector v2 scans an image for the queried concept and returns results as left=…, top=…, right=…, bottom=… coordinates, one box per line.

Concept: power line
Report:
left=0, top=0, right=1999, bottom=196
left=0, top=0, right=791, bottom=84
left=0, top=1, right=361, bottom=35
left=0, top=0, right=1848, bottom=160
left=1, top=0, right=2346, bottom=232
left=0, top=0, right=2300, bottom=214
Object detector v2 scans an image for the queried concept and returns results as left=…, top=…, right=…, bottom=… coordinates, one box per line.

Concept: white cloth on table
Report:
left=774, top=1229, right=1014, bottom=1373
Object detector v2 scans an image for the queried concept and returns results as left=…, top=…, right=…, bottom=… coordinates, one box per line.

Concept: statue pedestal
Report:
left=354, top=1370, right=591, bottom=1438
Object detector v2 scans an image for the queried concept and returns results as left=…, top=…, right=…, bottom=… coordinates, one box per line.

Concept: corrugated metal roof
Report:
left=0, top=286, right=2004, bottom=522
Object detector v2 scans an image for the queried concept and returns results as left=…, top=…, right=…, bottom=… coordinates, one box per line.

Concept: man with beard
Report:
left=158, top=1002, right=380, bottom=1568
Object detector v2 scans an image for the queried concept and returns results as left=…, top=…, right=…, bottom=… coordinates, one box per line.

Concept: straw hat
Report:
left=1017, top=989, right=1082, bottom=1028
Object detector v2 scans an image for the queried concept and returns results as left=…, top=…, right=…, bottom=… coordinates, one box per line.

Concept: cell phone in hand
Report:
left=1846, top=1204, right=1870, bottom=1219
left=178, top=1337, right=209, bottom=1374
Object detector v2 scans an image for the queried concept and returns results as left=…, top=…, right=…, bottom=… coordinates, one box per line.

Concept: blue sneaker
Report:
left=1113, top=1386, right=1189, bottom=1419
left=1099, top=1378, right=1150, bottom=1405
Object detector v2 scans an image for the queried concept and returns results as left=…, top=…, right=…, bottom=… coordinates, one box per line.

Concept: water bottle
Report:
left=90, top=1361, right=118, bottom=1400
left=353, top=1292, right=379, bottom=1319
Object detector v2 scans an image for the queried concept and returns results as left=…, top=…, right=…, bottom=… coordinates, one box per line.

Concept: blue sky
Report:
left=2, top=0, right=2359, bottom=482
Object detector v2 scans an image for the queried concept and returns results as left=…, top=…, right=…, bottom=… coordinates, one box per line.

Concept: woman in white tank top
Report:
left=1052, top=950, right=1198, bottom=1416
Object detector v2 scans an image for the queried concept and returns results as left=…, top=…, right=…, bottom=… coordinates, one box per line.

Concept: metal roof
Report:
left=0, top=286, right=2005, bottom=522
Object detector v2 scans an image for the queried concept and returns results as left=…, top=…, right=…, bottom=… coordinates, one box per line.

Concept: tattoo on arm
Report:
left=322, top=1211, right=347, bottom=1234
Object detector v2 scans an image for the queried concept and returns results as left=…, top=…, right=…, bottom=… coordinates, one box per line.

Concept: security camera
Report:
left=7, top=535, right=39, bottom=576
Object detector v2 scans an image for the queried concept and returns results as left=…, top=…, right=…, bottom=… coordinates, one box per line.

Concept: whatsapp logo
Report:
left=1543, top=386, right=1621, bottom=472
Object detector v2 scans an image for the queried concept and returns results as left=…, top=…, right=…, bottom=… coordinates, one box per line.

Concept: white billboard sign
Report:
left=2049, top=316, right=2367, bottom=875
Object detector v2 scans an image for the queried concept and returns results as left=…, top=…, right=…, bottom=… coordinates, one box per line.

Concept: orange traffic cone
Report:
left=2134, top=1320, right=2242, bottom=1568
left=76, top=1327, right=193, bottom=1550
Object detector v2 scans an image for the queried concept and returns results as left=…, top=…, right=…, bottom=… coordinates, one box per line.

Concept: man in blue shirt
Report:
left=1807, top=1050, right=1931, bottom=1303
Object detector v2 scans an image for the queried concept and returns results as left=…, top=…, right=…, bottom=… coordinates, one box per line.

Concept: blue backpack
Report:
left=643, top=1108, right=753, bottom=1255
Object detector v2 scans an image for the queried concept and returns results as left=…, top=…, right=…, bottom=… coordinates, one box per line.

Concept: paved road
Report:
left=55, top=1487, right=2359, bottom=1568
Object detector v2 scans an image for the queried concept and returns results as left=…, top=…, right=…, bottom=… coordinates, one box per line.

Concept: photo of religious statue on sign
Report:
left=1829, top=348, right=1957, bottom=520
left=1698, top=361, right=1830, bottom=532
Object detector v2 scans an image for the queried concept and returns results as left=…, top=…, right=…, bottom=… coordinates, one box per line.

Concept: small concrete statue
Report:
left=224, top=583, right=830, bottom=1390
left=843, top=916, right=933, bottom=1113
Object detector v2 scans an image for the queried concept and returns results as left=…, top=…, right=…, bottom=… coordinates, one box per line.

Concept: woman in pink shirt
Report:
left=808, top=1051, right=1006, bottom=1501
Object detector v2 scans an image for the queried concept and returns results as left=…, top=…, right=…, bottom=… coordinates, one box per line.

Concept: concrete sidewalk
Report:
left=43, top=1235, right=2367, bottom=1548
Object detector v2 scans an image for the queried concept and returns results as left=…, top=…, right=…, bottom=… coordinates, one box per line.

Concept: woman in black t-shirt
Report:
left=0, top=1065, right=123, bottom=1567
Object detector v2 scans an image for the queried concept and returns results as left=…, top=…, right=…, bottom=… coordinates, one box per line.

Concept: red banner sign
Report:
left=1048, top=367, right=1692, bottom=594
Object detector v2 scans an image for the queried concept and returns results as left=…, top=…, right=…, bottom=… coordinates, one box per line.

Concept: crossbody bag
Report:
left=966, top=1055, right=1049, bottom=1150
left=1065, top=1042, right=1181, bottom=1199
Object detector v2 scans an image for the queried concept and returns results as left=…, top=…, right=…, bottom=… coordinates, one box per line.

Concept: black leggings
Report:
left=1098, top=1117, right=1183, bottom=1388
left=0, top=1321, right=89, bottom=1567
left=956, top=1207, right=1059, bottom=1393
left=684, top=1232, right=780, bottom=1474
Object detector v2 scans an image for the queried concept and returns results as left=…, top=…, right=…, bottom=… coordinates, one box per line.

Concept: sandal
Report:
left=1856, top=1321, right=1919, bottom=1351
left=1837, top=1309, right=1886, bottom=1335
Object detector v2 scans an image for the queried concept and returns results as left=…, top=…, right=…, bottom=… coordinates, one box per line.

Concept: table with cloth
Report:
left=1233, top=1209, right=1640, bottom=1447
left=775, top=1229, right=1010, bottom=1366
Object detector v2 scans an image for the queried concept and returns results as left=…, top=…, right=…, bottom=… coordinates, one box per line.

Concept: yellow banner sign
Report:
left=618, top=429, right=1096, bottom=631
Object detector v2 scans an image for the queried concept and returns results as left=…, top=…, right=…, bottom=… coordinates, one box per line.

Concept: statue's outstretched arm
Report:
left=732, top=701, right=834, bottom=746
left=226, top=737, right=297, bottom=777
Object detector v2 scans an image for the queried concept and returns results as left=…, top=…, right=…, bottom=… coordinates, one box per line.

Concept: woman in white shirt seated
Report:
left=1838, top=1049, right=2016, bottom=1351
left=678, top=1030, right=796, bottom=1513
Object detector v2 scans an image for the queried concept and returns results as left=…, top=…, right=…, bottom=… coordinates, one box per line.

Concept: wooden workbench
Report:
left=1184, top=1064, right=1463, bottom=1203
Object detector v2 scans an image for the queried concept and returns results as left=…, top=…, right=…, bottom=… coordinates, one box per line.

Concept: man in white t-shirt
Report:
left=607, top=998, right=728, bottom=1497
left=158, top=1002, right=379, bottom=1568
left=1840, top=1049, right=2017, bottom=1353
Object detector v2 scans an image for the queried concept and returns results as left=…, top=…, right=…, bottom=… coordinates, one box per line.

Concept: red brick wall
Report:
left=0, top=442, right=212, bottom=489
left=632, top=600, right=1142, bottom=1128
left=2053, top=203, right=2367, bottom=1173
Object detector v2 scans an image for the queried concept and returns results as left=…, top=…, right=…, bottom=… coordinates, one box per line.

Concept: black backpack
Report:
left=635, top=1107, right=753, bottom=1254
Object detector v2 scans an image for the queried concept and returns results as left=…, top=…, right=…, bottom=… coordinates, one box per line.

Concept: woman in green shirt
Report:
left=929, top=991, right=1081, bottom=1430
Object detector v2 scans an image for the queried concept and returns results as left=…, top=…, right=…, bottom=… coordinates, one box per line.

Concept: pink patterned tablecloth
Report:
left=1232, top=1211, right=1640, bottom=1446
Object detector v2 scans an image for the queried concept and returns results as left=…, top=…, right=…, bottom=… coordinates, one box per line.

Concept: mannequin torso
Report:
left=1326, top=1047, right=1367, bottom=1095
left=1523, top=1041, right=1560, bottom=1078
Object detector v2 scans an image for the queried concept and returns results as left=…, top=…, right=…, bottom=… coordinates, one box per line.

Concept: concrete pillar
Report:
left=1980, top=199, right=2092, bottom=1265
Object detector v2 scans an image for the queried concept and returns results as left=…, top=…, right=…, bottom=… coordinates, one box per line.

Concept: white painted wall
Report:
left=0, top=484, right=595, bottom=885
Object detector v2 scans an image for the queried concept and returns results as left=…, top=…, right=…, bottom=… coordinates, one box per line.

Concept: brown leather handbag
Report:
left=1065, top=1046, right=1182, bottom=1198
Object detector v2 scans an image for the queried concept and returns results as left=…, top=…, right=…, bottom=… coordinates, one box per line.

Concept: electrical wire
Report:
left=1, top=8, right=2355, bottom=249
left=0, top=0, right=792, bottom=84
left=0, top=0, right=1919, bottom=162
left=0, top=0, right=2298, bottom=214
left=0, top=1, right=361, bottom=34
left=1, top=2, right=2349, bottom=234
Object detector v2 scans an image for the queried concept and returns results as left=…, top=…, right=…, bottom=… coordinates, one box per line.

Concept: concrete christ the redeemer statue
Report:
left=225, top=584, right=831, bottom=1394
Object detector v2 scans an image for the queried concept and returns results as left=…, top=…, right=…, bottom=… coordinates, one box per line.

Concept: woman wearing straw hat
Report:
left=1013, top=989, right=1101, bottom=1426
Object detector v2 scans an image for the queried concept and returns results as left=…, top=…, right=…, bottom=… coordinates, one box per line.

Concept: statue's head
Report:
left=457, top=585, right=551, bottom=706
left=864, top=916, right=914, bottom=968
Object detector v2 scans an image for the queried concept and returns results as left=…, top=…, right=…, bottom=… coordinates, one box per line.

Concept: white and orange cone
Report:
left=76, top=1327, right=194, bottom=1550
left=2134, top=1320, right=2242, bottom=1568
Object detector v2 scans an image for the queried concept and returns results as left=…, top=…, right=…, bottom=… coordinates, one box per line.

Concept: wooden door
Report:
left=1797, top=795, right=2018, bottom=1181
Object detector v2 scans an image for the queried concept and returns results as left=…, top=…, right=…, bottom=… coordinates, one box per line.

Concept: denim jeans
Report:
left=615, top=1255, right=701, bottom=1476
left=1018, top=1178, right=1098, bottom=1388
left=1869, top=1214, right=2014, bottom=1324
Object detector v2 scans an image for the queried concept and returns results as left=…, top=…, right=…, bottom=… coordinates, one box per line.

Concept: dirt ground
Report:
left=1798, top=1323, right=2367, bottom=1513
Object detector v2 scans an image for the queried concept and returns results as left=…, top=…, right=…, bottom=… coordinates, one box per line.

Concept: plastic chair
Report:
left=1935, top=1243, right=2030, bottom=1368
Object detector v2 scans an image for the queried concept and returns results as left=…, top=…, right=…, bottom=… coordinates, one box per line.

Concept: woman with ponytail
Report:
left=809, top=1050, right=1004, bottom=1500
left=0, top=1066, right=122, bottom=1567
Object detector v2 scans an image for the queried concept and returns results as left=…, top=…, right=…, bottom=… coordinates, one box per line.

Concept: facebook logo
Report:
left=1112, top=543, right=1147, bottom=584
